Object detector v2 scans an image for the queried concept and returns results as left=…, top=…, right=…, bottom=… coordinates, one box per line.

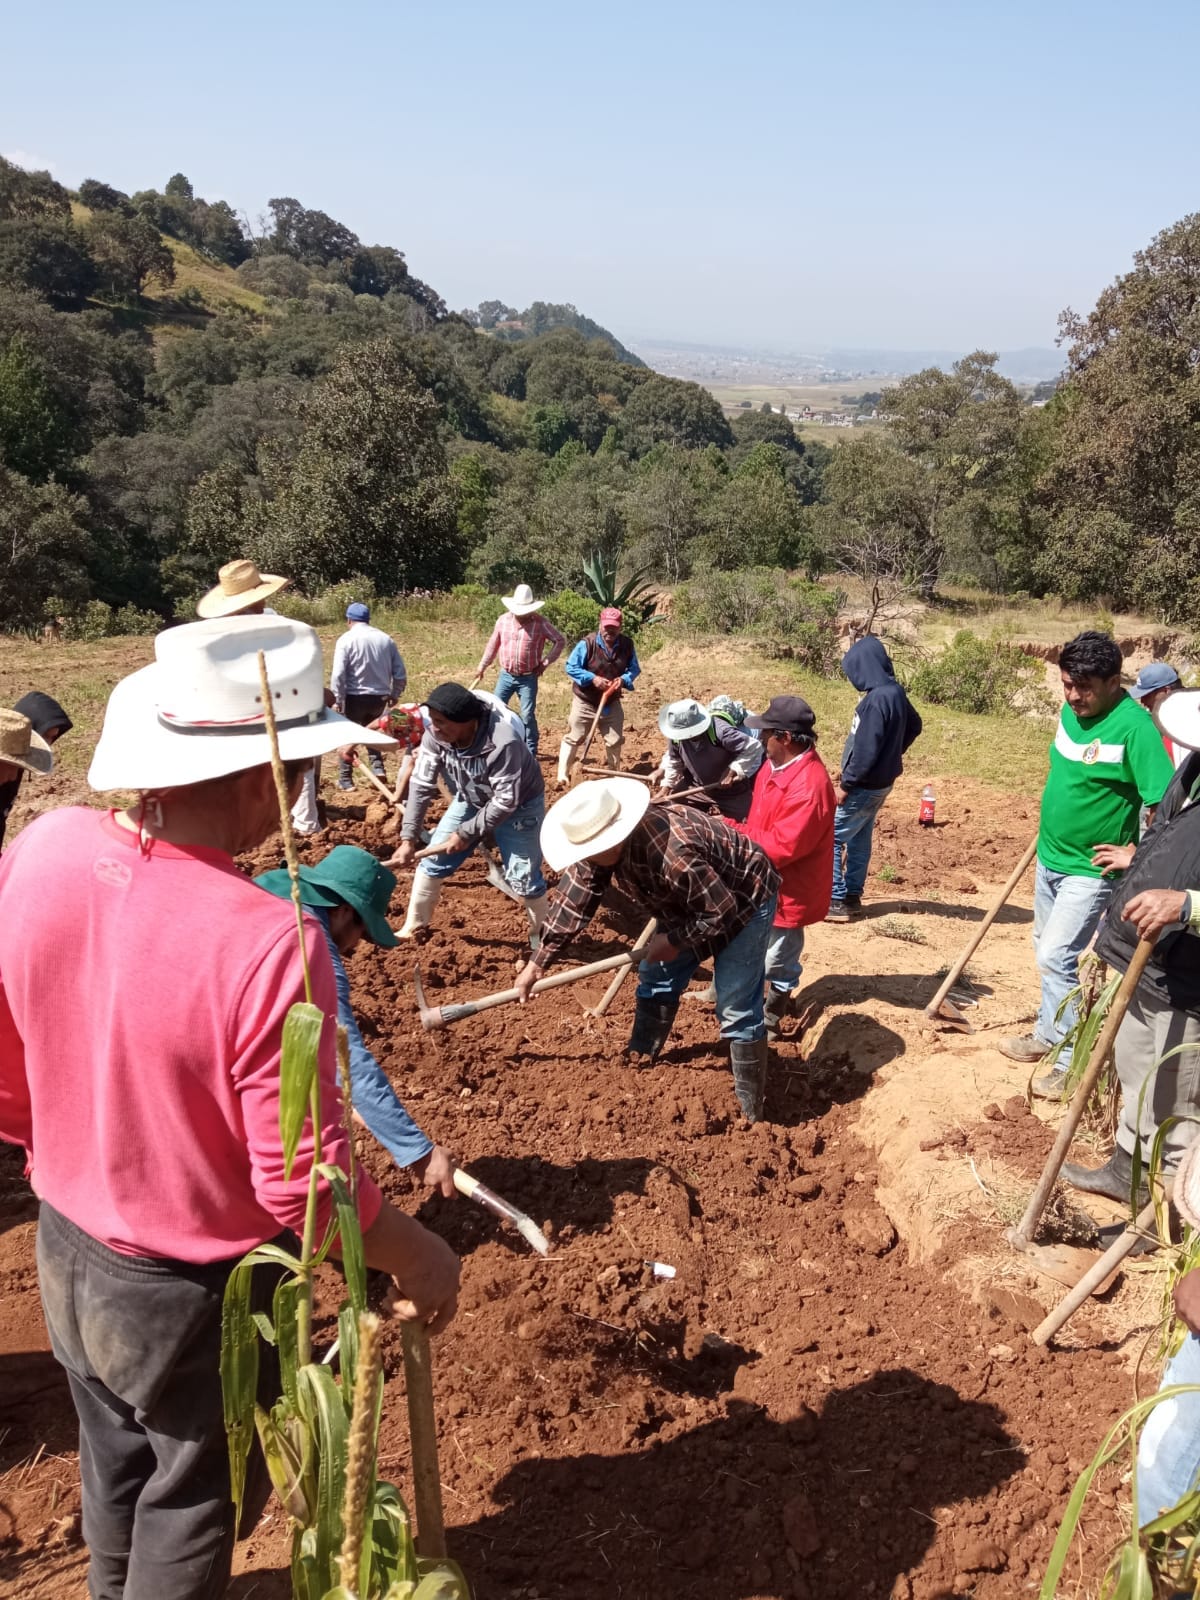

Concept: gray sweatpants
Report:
left=36, top=1203, right=282, bottom=1600
left=1115, top=985, right=1200, bottom=1168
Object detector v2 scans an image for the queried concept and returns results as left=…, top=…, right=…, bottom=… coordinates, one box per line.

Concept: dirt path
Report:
left=0, top=764, right=1154, bottom=1600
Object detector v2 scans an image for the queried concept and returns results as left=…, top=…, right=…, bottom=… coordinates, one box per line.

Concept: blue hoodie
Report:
left=839, top=637, right=923, bottom=792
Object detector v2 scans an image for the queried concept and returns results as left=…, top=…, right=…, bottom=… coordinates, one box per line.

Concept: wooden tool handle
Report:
left=1010, top=936, right=1157, bottom=1247
left=925, top=835, right=1038, bottom=1019
left=353, top=759, right=398, bottom=807
left=592, top=918, right=657, bottom=1017
left=441, top=951, right=635, bottom=1023
left=400, top=1322, right=446, bottom=1558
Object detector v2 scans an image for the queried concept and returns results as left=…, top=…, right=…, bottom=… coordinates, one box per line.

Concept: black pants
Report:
left=36, top=1203, right=281, bottom=1600
left=338, top=693, right=389, bottom=784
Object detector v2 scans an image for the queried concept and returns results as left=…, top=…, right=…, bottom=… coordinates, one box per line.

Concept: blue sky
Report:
left=5, top=0, right=1197, bottom=353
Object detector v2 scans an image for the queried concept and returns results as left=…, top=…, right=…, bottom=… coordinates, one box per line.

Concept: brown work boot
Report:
left=997, top=1034, right=1050, bottom=1065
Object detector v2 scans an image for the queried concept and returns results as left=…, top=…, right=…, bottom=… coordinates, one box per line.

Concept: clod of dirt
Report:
left=788, top=1175, right=821, bottom=1200
left=842, top=1203, right=897, bottom=1256
left=781, top=1490, right=823, bottom=1556
left=954, top=1535, right=1007, bottom=1572
left=982, top=1102, right=1005, bottom=1122
left=984, top=1287, right=1048, bottom=1331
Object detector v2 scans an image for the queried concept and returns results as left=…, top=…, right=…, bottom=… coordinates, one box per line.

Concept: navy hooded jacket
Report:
left=839, top=637, right=922, bottom=792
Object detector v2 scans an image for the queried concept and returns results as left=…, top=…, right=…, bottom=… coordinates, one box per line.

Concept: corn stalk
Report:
left=1040, top=1385, right=1200, bottom=1599
left=219, top=653, right=470, bottom=1600
left=1046, top=955, right=1123, bottom=1138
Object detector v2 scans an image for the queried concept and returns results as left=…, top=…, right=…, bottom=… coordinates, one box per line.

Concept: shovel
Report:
left=1031, top=1196, right=1160, bottom=1345
left=414, top=951, right=637, bottom=1030
left=1007, top=935, right=1157, bottom=1261
left=924, top=835, right=1038, bottom=1031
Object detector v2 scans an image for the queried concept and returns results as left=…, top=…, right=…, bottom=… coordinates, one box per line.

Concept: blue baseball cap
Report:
left=1130, top=662, right=1180, bottom=700
left=346, top=602, right=371, bottom=622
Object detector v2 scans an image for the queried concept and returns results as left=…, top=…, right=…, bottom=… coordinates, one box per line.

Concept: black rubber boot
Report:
left=730, top=1037, right=769, bottom=1122
left=764, top=987, right=790, bottom=1038
left=1061, top=1144, right=1150, bottom=1207
left=626, top=999, right=678, bottom=1061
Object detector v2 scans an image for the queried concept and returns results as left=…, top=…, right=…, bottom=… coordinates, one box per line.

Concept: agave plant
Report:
left=581, top=550, right=660, bottom=624
left=220, top=653, right=470, bottom=1600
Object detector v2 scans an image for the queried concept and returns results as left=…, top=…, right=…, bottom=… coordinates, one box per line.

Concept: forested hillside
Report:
left=2, top=155, right=1200, bottom=634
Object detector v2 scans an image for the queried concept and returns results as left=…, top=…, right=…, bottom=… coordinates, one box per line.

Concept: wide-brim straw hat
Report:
left=196, top=558, right=290, bottom=619
left=89, top=615, right=395, bottom=792
left=502, top=583, right=544, bottom=617
left=1160, top=689, right=1200, bottom=752
left=541, top=778, right=651, bottom=872
left=657, top=698, right=712, bottom=741
left=0, top=709, right=53, bottom=777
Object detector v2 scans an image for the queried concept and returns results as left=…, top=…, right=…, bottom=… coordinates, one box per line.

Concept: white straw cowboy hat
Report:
left=196, top=559, right=290, bottom=619
left=0, top=709, right=53, bottom=777
left=502, top=583, right=545, bottom=617
left=1160, top=689, right=1200, bottom=753
left=657, top=698, right=712, bottom=742
left=89, top=616, right=395, bottom=792
left=541, top=778, right=650, bottom=872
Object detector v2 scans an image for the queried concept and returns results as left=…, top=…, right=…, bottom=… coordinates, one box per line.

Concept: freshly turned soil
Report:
left=0, top=761, right=1138, bottom=1600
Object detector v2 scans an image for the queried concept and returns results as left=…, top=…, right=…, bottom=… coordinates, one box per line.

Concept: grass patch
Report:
left=873, top=916, right=927, bottom=945
left=876, top=863, right=900, bottom=884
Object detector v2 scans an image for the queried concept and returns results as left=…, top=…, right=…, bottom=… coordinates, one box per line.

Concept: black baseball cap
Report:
left=745, top=695, right=816, bottom=737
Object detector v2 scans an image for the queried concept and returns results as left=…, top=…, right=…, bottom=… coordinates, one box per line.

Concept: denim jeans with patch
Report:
left=1138, top=1332, right=1200, bottom=1525
left=417, top=792, right=548, bottom=899
left=637, top=896, right=777, bottom=1042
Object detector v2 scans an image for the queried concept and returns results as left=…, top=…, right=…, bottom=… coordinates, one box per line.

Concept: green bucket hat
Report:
left=255, top=845, right=399, bottom=949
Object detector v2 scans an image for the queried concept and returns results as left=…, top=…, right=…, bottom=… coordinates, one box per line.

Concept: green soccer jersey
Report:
left=1038, top=693, right=1175, bottom=877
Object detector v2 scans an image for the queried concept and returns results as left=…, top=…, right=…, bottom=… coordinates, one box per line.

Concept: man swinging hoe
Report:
left=513, top=779, right=780, bottom=1122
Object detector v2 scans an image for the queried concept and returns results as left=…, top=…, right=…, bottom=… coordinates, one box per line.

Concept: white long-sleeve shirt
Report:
left=330, top=623, right=406, bottom=703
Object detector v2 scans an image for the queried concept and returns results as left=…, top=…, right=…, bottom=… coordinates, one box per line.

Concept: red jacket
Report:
left=735, top=748, right=835, bottom=928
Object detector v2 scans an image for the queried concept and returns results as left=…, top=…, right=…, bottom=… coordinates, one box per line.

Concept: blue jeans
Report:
left=1032, top=861, right=1112, bottom=1046
left=832, top=785, right=892, bottom=901
left=637, top=896, right=777, bottom=1042
left=495, top=669, right=540, bottom=755
left=1138, top=1333, right=1200, bottom=1524
left=416, top=794, right=547, bottom=899
left=765, top=925, right=805, bottom=993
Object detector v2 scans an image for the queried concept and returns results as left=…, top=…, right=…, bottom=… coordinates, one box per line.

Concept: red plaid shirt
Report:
left=533, top=803, right=779, bottom=972
left=477, top=612, right=566, bottom=678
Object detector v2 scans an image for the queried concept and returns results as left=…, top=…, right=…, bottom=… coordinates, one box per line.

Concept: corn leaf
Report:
left=295, top=1526, right=323, bottom=1600
left=317, top=1163, right=367, bottom=1314
left=370, top=1481, right=418, bottom=1592
left=337, top=1302, right=360, bottom=1410
left=281, top=1001, right=325, bottom=1180
left=413, top=1560, right=473, bottom=1599
left=298, top=1362, right=350, bottom=1591
left=220, top=1261, right=259, bottom=1521
left=274, top=1276, right=301, bottom=1413
left=255, top=1402, right=311, bottom=1523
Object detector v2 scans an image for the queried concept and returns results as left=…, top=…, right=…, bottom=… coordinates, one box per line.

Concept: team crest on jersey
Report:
left=1081, top=739, right=1102, bottom=765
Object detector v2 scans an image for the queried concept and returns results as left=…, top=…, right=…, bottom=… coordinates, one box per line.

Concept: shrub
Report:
left=543, top=589, right=600, bottom=644
left=672, top=568, right=841, bottom=674
left=272, top=576, right=378, bottom=627
left=907, top=629, right=1041, bottom=715
left=64, top=599, right=160, bottom=640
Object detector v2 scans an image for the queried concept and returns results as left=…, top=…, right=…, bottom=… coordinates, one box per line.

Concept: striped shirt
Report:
left=478, top=612, right=566, bottom=678
left=533, top=803, right=779, bottom=972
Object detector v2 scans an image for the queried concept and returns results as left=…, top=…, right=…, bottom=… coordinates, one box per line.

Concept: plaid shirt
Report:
left=478, top=612, right=566, bottom=678
left=533, top=803, right=780, bottom=972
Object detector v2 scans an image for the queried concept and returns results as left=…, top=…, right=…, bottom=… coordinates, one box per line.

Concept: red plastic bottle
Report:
left=919, top=784, right=936, bottom=827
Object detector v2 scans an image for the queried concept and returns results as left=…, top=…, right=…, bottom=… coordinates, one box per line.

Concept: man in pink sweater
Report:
left=0, top=615, right=460, bottom=1600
